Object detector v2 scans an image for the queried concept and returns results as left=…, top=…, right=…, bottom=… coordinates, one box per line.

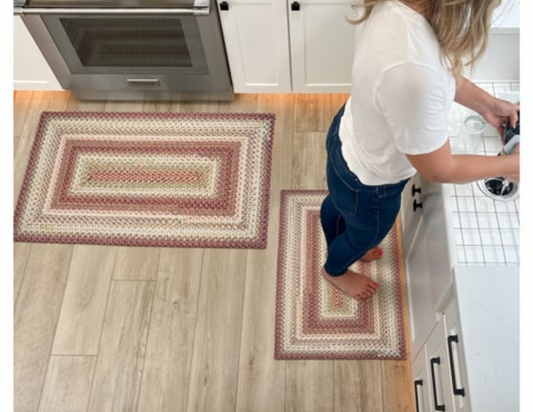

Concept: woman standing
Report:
left=320, top=0, right=520, bottom=299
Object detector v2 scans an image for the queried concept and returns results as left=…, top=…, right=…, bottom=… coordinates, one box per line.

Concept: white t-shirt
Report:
left=339, top=0, right=456, bottom=185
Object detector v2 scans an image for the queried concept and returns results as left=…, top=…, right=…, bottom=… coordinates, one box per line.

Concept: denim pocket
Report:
left=326, top=158, right=360, bottom=216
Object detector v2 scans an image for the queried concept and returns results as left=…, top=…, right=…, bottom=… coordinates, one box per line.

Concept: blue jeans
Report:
left=321, top=105, right=409, bottom=276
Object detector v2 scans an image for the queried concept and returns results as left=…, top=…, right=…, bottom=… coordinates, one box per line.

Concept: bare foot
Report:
left=360, top=246, right=383, bottom=262
left=321, top=268, right=379, bottom=299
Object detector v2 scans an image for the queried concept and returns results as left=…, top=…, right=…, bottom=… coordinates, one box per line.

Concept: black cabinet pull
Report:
left=413, top=199, right=423, bottom=212
left=291, top=1, right=300, bottom=11
left=430, top=357, right=446, bottom=411
left=411, top=184, right=422, bottom=197
left=219, top=1, right=229, bottom=11
left=447, top=335, right=466, bottom=397
left=414, top=379, right=423, bottom=412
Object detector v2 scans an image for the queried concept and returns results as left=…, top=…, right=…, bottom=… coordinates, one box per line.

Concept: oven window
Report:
left=61, top=18, right=192, bottom=67
left=42, top=15, right=208, bottom=75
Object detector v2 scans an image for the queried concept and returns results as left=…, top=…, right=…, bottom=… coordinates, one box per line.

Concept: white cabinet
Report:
left=412, top=303, right=470, bottom=412
left=13, top=16, right=62, bottom=91
left=442, top=298, right=470, bottom=412
left=408, top=264, right=519, bottom=411
left=412, top=347, right=431, bottom=412
left=404, top=221, right=436, bottom=357
left=425, top=317, right=456, bottom=412
left=217, top=0, right=354, bottom=93
left=217, top=0, right=292, bottom=93
left=288, top=0, right=354, bottom=92
left=401, top=173, right=453, bottom=356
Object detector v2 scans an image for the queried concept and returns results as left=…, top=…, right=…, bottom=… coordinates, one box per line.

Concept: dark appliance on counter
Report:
left=14, top=0, right=234, bottom=101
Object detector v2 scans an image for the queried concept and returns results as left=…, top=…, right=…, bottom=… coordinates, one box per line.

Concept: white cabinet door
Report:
left=421, top=181, right=454, bottom=310
left=412, top=347, right=432, bottom=412
left=404, top=221, right=437, bottom=357
left=443, top=299, right=471, bottom=412
left=425, top=319, right=454, bottom=412
left=13, top=16, right=62, bottom=91
left=217, top=0, right=292, bottom=93
left=288, top=0, right=355, bottom=93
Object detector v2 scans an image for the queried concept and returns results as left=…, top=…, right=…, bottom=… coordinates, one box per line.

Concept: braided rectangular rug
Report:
left=275, top=190, right=407, bottom=360
left=14, top=111, right=275, bottom=249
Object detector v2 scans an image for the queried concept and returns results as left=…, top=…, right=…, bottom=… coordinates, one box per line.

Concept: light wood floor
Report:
left=14, top=91, right=414, bottom=412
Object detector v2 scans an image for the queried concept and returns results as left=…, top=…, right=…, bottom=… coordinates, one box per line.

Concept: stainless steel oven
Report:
left=14, top=0, right=234, bottom=101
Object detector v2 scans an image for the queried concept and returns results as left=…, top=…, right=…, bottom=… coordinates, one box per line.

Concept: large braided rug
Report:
left=14, top=111, right=275, bottom=248
left=275, top=190, right=407, bottom=360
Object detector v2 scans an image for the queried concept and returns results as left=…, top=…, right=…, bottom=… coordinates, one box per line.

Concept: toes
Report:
left=357, top=287, right=378, bottom=300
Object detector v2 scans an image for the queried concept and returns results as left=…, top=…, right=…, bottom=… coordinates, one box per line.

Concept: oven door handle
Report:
left=14, top=5, right=210, bottom=16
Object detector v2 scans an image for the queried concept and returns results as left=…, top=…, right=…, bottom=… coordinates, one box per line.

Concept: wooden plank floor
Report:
left=13, top=91, right=415, bottom=412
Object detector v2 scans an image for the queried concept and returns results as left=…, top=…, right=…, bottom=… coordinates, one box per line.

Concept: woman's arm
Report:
left=406, top=139, right=519, bottom=184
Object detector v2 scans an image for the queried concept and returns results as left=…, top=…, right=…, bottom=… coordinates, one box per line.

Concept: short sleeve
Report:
left=374, top=62, right=449, bottom=155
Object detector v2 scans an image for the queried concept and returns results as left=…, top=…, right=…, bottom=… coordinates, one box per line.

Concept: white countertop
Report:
left=453, top=265, right=519, bottom=412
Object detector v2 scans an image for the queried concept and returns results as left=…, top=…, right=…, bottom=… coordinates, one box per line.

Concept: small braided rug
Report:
left=275, top=190, right=407, bottom=360
left=14, top=111, right=275, bottom=249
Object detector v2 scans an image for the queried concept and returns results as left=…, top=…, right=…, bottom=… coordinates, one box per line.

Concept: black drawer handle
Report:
left=430, top=357, right=446, bottom=411
left=411, top=184, right=422, bottom=197
left=219, top=1, right=229, bottom=11
left=413, top=199, right=423, bottom=212
left=447, top=335, right=466, bottom=397
left=414, top=379, right=423, bottom=412
left=291, top=1, right=300, bottom=11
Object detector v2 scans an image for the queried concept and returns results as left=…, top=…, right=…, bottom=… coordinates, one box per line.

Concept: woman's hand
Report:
left=480, top=97, right=519, bottom=142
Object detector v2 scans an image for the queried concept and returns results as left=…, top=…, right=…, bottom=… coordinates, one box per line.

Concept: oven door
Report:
left=18, top=3, right=233, bottom=100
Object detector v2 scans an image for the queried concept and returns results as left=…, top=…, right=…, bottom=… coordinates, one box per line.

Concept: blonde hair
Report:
left=349, top=0, right=503, bottom=75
